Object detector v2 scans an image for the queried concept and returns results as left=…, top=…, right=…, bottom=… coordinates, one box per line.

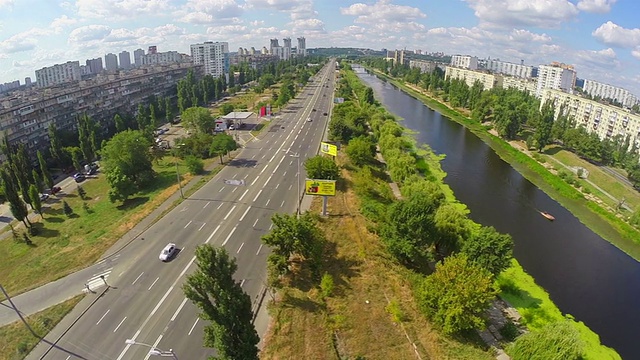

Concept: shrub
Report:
left=185, top=155, right=205, bottom=175
left=320, top=273, right=334, bottom=298
left=499, top=321, right=520, bottom=342
left=508, top=320, right=583, bottom=360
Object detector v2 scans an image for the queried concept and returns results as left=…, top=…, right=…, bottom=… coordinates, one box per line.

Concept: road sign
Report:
left=305, top=179, right=336, bottom=196
left=320, top=142, right=338, bottom=157
left=224, top=179, right=245, bottom=186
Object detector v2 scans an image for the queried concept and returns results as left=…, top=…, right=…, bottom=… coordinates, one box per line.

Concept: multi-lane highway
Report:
left=35, top=60, right=337, bottom=360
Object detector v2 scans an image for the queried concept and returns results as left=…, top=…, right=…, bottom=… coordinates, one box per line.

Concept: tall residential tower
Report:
left=190, top=41, right=229, bottom=78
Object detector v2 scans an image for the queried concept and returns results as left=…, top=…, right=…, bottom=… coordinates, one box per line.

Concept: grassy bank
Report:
left=0, top=295, right=83, bottom=360
left=1, top=156, right=221, bottom=296
left=368, top=68, right=640, bottom=261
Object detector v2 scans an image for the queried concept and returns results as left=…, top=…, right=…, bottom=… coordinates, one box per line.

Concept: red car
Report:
left=50, top=186, right=62, bottom=195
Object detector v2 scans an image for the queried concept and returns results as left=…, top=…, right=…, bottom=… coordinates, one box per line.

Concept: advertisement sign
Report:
left=320, top=142, right=338, bottom=157
left=305, top=179, right=336, bottom=196
left=333, top=97, right=345, bottom=103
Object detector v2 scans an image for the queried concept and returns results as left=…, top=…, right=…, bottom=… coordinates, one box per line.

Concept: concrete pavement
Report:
left=17, top=62, right=336, bottom=360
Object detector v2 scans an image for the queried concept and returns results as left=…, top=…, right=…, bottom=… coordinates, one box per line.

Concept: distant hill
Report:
left=309, top=47, right=385, bottom=57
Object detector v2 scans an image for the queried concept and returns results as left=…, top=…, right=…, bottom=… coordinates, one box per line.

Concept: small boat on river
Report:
left=540, top=211, right=555, bottom=221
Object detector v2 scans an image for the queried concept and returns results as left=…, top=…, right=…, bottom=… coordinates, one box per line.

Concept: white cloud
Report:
left=68, top=24, right=186, bottom=52
left=577, top=0, right=617, bottom=13
left=341, top=0, right=426, bottom=24
left=245, top=0, right=317, bottom=21
left=0, top=0, right=15, bottom=8
left=50, top=15, right=78, bottom=34
left=575, top=47, right=619, bottom=67
left=178, top=0, right=244, bottom=24
left=592, top=21, right=640, bottom=48
left=0, top=27, right=52, bottom=54
left=632, top=48, right=640, bottom=60
left=464, top=0, right=578, bottom=28
left=76, top=0, right=170, bottom=20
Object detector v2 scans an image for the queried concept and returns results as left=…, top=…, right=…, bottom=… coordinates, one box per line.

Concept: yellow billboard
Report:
left=320, top=142, right=338, bottom=156
left=305, top=179, right=336, bottom=196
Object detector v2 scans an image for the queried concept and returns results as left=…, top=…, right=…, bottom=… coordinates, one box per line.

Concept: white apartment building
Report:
left=583, top=79, right=638, bottom=108
left=119, top=51, right=132, bottom=69
left=190, top=41, right=229, bottom=78
left=450, top=55, right=478, bottom=70
left=485, top=59, right=534, bottom=78
left=141, top=51, right=182, bottom=65
left=542, top=89, right=640, bottom=148
left=105, top=53, right=118, bottom=72
left=535, top=64, right=576, bottom=98
left=409, top=60, right=437, bottom=74
left=297, top=37, right=306, bottom=57
left=502, top=76, right=537, bottom=94
left=35, top=61, right=81, bottom=88
left=133, top=48, right=145, bottom=67
left=445, top=66, right=502, bottom=90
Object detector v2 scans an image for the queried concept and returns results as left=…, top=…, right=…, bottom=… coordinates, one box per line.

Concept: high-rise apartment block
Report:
left=190, top=41, right=229, bottom=78
left=105, top=53, right=118, bottom=72
left=583, top=79, right=638, bottom=108
left=148, top=46, right=157, bottom=55
left=86, top=58, right=103, bottom=74
left=409, top=60, right=436, bottom=74
left=282, top=38, right=292, bottom=60
left=119, top=51, right=132, bottom=69
left=24, top=77, right=32, bottom=86
left=535, top=64, right=576, bottom=97
left=297, top=37, right=306, bottom=57
left=134, top=48, right=145, bottom=67
left=35, top=61, right=81, bottom=88
left=445, top=66, right=503, bottom=90
left=141, top=51, right=182, bottom=65
left=484, top=59, right=535, bottom=78
left=450, top=55, right=478, bottom=70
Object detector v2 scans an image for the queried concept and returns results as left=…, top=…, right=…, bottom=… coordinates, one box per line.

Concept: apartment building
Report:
left=190, top=41, right=229, bottom=78
left=0, top=63, right=203, bottom=159
left=450, top=55, right=478, bottom=70
left=445, top=66, right=503, bottom=90
left=119, top=51, right=132, bottom=69
left=141, top=51, right=183, bottom=65
left=484, top=59, right=535, bottom=78
left=105, top=53, right=118, bottom=72
left=409, top=59, right=437, bottom=74
left=35, top=61, right=82, bottom=88
left=229, top=53, right=279, bottom=69
left=502, top=76, right=538, bottom=95
left=86, top=58, right=103, bottom=74
left=582, top=79, right=638, bottom=108
left=134, top=48, right=145, bottom=67
left=535, top=64, right=576, bottom=97
left=297, top=37, right=306, bottom=57
left=541, top=89, right=640, bottom=148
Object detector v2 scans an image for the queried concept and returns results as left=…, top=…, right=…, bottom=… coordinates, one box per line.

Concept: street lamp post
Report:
left=125, top=339, right=178, bottom=359
left=174, top=145, right=184, bottom=199
left=283, top=150, right=301, bottom=217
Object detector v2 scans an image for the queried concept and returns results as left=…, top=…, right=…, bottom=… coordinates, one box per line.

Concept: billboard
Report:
left=305, top=179, right=336, bottom=196
left=334, top=98, right=345, bottom=103
left=320, top=142, right=338, bottom=157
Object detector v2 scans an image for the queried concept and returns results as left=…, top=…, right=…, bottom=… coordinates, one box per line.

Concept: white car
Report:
left=159, top=243, right=177, bottom=262
left=307, top=117, right=312, bottom=122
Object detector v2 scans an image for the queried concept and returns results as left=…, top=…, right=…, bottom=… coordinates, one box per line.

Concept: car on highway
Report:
left=307, top=117, right=312, bottom=122
left=159, top=243, right=177, bottom=261
left=323, top=112, right=328, bottom=116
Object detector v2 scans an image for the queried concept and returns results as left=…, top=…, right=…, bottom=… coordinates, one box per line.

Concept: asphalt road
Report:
left=33, top=62, right=337, bottom=360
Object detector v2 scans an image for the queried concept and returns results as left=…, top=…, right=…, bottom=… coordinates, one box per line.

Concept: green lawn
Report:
left=1, top=156, right=216, bottom=296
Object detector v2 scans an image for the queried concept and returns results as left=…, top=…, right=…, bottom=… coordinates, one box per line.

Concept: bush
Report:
left=385, top=299, right=406, bottom=323
left=185, top=155, right=205, bottom=175
left=508, top=320, right=583, bottom=360
left=499, top=321, right=520, bottom=342
left=320, top=273, right=334, bottom=298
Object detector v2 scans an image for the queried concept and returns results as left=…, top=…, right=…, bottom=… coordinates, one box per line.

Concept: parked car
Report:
left=50, top=186, right=62, bottom=195
left=159, top=243, right=177, bottom=261
left=73, top=173, right=86, bottom=183
left=39, top=193, right=49, bottom=201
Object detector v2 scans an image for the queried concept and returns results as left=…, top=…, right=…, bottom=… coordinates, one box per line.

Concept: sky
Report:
left=1, top=0, right=640, bottom=94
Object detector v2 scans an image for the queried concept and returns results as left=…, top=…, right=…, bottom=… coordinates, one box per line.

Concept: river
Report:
left=355, top=66, right=640, bottom=359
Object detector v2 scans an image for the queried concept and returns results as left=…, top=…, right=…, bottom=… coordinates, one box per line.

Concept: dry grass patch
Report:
left=261, top=166, right=493, bottom=360
left=0, top=294, right=83, bottom=360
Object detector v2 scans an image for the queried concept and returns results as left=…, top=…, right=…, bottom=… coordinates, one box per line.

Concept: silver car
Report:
left=159, top=243, right=177, bottom=262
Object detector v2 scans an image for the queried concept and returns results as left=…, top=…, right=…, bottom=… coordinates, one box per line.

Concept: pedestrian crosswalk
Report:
left=83, top=268, right=112, bottom=293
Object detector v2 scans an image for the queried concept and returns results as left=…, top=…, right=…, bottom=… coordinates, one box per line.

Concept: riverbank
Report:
left=365, top=67, right=640, bottom=262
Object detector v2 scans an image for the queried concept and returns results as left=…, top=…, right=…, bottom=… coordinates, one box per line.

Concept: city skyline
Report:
left=0, top=1, right=639, bottom=93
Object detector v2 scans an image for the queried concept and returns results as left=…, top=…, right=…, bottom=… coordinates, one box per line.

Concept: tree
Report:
left=182, top=107, right=215, bottom=134
left=37, top=151, right=54, bottom=191
left=1, top=168, right=30, bottom=229
left=432, top=204, right=470, bottom=257
left=346, top=136, right=376, bottom=166
left=114, top=114, right=126, bottom=133
left=209, top=134, right=238, bottom=164
left=363, top=87, right=375, bottom=105
left=136, top=103, right=149, bottom=131
left=219, top=103, right=234, bottom=116
left=28, top=184, right=43, bottom=217
left=70, top=147, right=83, bottom=172
left=185, top=155, right=205, bottom=175
left=461, top=226, right=514, bottom=277
left=417, top=254, right=496, bottom=334
left=77, top=185, right=87, bottom=200
left=165, top=101, right=174, bottom=123
left=304, top=155, right=340, bottom=180
left=149, top=103, right=158, bottom=129
left=261, top=213, right=325, bottom=278
left=62, top=200, right=74, bottom=217
left=183, top=245, right=259, bottom=360
left=48, top=123, right=64, bottom=166
left=533, top=100, right=555, bottom=151
left=508, top=320, right=583, bottom=360
left=13, top=144, right=35, bottom=205
left=101, top=130, right=155, bottom=203
left=78, top=114, right=95, bottom=162
left=32, top=169, right=44, bottom=194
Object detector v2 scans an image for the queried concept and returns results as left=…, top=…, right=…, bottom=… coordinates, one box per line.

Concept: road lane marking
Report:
left=253, top=189, right=263, bottom=202
left=205, top=225, right=221, bottom=244
left=239, top=206, right=251, bottom=222
left=253, top=218, right=259, bottom=227
left=148, top=277, right=159, bottom=291
left=269, top=222, right=273, bottom=230
left=143, top=334, right=164, bottom=360
left=232, top=186, right=238, bottom=193
left=184, top=220, right=192, bottom=229
left=289, top=160, right=293, bottom=166
left=256, top=244, right=263, bottom=255
left=217, top=203, right=224, bottom=210
left=265, top=199, right=271, bottom=207
left=250, top=176, right=260, bottom=186
left=288, top=184, right=293, bottom=190
left=113, top=317, right=127, bottom=332
left=238, top=189, right=249, bottom=201
left=244, top=173, right=249, bottom=179
left=223, top=205, right=236, bottom=220
left=265, top=174, right=273, bottom=185
left=221, top=226, right=237, bottom=246
left=240, top=279, right=246, bottom=287
left=251, top=153, right=257, bottom=159
left=188, top=318, right=199, bottom=336
left=275, top=183, right=279, bottom=189
left=281, top=200, right=285, bottom=207
left=131, top=272, right=144, bottom=285
left=171, top=298, right=188, bottom=322
left=261, top=154, right=266, bottom=159
left=259, top=165, right=267, bottom=174
left=198, top=223, right=206, bottom=231
left=219, top=186, right=225, bottom=192
left=269, top=154, right=276, bottom=163
left=203, top=202, right=210, bottom=209
left=96, top=309, right=110, bottom=325
left=283, top=171, right=287, bottom=177
left=237, top=242, right=245, bottom=253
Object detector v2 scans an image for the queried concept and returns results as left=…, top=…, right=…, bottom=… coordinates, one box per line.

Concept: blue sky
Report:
left=1, top=0, right=639, bottom=94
